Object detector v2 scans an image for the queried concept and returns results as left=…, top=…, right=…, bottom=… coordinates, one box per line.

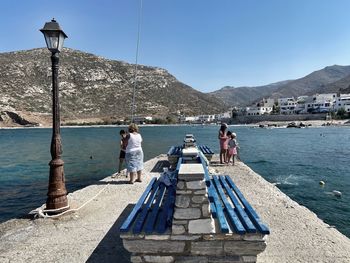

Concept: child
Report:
left=227, top=132, right=238, bottom=165
left=112, top=129, right=128, bottom=178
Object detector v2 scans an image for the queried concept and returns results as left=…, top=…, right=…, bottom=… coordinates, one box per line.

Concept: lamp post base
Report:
left=46, top=158, right=69, bottom=212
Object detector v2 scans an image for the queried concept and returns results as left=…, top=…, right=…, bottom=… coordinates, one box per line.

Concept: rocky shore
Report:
left=0, top=155, right=350, bottom=263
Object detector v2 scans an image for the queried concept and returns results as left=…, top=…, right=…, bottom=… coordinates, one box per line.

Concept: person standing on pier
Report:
left=113, top=129, right=129, bottom=178
left=218, top=123, right=229, bottom=164
left=125, top=123, right=144, bottom=184
left=227, top=132, right=238, bottom=165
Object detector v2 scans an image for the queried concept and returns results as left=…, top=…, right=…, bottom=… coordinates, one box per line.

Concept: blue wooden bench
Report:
left=167, top=145, right=182, bottom=156
left=119, top=165, right=179, bottom=234
left=198, top=145, right=214, bottom=155
left=207, top=175, right=270, bottom=235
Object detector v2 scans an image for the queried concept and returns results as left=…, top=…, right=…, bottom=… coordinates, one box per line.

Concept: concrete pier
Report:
left=0, top=154, right=350, bottom=263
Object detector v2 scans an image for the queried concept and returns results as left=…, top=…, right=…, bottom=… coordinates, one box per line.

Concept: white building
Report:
left=278, top=98, right=297, bottom=114
left=295, top=96, right=310, bottom=114
left=261, top=98, right=275, bottom=108
left=335, top=93, right=350, bottom=113
left=197, top=114, right=216, bottom=123
left=305, top=93, right=336, bottom=113
left=216, top=111, right=232, bottom=120
left=245, top=106, right=273, bottom=116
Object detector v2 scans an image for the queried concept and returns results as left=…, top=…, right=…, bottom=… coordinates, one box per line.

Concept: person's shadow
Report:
left=85, top=204, right=133, bottom=263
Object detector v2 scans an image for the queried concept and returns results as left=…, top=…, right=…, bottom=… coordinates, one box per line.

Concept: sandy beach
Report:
left=0, top=155, right=350, bottom=263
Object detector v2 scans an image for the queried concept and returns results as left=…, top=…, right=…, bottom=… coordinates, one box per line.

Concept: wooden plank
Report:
left=219, top=176, right=256, bottom=233
left=144, top=184, right=167, bottom=234
left=132, top=180, right=161, bottom=234
left=176, top=157, right=183, bottom=171
left=167, top=146, right=175, bottom=156
left=175, top=146, right=182, bottom=155
left=225, top=176, right=270, bottom=234
left=208, top=183, right=229, bottom=233
left=156, top=159, right=180, bottom=233
left=204, top=145, right=214, bottom=154
left=209, top=201, right=217, bottom=218
left=120, top=177, right=157, bottom=232
left=200, top=145, right=208, bottom=154
left=156, top=183, right=176, bottom=233
left=198, top=152, right=211, bottom=186
left=213, top=176, right=246, bottom=234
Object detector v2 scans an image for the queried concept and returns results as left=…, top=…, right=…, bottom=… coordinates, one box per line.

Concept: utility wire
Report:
left=131, top=0, right=143, bottom=123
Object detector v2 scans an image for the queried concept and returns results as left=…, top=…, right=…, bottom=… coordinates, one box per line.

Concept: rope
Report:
left=30, top=183, right=110, bottom=219
left=131, top=0, right=143, bottom=123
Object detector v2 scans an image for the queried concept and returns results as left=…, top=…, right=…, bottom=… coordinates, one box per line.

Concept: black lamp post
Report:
left=40, top=19, right=69, bottom=212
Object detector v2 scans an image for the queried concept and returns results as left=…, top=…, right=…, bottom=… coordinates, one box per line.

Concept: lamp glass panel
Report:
left=57, top=32, right=66, bottom=52
left=44, top=31, right=60, bottom=51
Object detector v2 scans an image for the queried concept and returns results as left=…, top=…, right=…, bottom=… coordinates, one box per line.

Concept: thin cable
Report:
left=131, top=0, right=143, bottom=123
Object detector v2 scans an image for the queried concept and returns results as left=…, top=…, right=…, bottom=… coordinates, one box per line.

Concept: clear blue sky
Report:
left=1, top=0, right=350, bottom=92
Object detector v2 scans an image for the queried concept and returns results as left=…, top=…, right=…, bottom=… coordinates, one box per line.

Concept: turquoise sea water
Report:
left=0, top=125, right=349, bottom=237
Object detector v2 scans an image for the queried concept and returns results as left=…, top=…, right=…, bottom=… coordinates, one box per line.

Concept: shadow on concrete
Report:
left=85, top=204, right=133, bottom=263
left=150, top=160, right=170, bottom=173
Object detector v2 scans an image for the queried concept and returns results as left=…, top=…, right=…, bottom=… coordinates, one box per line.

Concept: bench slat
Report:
left=225, top=176, right=270, bottom=234
left=133, top=180, right=161, bottom=234
left=208, top=184, right=229, bottom=233
left=200, top=145, right=208, bottom=154
left=155, top=183, right=176, bottom=233
left=199, top=152, right=211, bottom=187
left=204, top=145, right=214, bottom=154
left=175, top=146, right=182, bottom=155
left=144, top=184, right=167, bottom=234
left=176, top=157, right=183, bottom=171
left=213, top=176, right=246, bottom=234
left=209, top=201, right=217, bottom=218
left=219, top=176, right=256, bottom=233
left=120, top=177, right=157, bottom=232
left=167, top=146, right=175, bottom=156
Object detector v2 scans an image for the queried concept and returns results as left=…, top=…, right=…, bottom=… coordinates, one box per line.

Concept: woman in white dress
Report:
left=125, top=123, right=144, bottom=184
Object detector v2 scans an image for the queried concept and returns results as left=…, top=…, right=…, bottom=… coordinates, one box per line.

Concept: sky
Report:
left=1, top=0, right=350, bottom=92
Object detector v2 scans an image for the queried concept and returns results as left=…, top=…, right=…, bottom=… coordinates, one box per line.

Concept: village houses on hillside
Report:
left=239, top=93, right=350, bottom=116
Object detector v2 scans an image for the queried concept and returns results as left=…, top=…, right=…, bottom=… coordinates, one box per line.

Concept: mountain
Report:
left=317, top=73, right=350, bottom=94
left=210, top=65, right=350, bottom=106
left=0, top=48, right=226, bottom=125
left=270, top=65, right=350, bottom=98
left=209, top=80, right=292, bottom=107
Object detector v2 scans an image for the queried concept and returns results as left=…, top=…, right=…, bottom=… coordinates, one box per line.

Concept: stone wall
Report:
left=121, top=163, right=267, bottom=263
left=232, top=113, right=327, bottom=124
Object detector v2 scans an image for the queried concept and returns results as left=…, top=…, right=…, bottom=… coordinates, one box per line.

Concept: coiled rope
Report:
left=30, top=183, right=110, bottom=219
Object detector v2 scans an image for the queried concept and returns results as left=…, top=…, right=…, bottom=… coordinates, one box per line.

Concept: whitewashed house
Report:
left=278, top=97, right=297, bottom=114
left=197, top=114, right=216, bottom=123
left=216, top=111, right=232, bottom=120
left=305, top=93, right=336, bottom=113
left=245, top=106, right=272, bottom=116
left=335, top=93, right=350, bottom=113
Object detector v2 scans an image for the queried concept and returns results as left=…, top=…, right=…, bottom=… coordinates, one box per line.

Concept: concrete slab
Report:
left=178, top=163, right=204, bottom=181
left=182, top=147, right=199, bottom=157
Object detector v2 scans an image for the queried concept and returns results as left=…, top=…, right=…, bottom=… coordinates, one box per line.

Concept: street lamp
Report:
left=40, top=19, right=69, bottom=212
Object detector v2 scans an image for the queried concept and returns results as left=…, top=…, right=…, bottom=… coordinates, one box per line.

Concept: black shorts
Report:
left=119, top=150, right=126, bottom=159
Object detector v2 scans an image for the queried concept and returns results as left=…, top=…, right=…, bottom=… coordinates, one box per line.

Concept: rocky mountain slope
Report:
left=0, top=48, right=226, bottom=125
left=209, top=80, right=292, bottom=107
left=211, top=65, right=350, bottom=106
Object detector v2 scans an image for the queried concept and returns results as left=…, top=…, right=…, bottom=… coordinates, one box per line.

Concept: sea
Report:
left=0, top=125, right=349, bottom=238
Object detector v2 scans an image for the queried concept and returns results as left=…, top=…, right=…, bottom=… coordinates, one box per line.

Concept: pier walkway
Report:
left=0, top=155, right=350, bottom=263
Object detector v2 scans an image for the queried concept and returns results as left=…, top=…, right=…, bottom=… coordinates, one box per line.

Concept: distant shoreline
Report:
left=1, top=119, right=349, bottom=129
